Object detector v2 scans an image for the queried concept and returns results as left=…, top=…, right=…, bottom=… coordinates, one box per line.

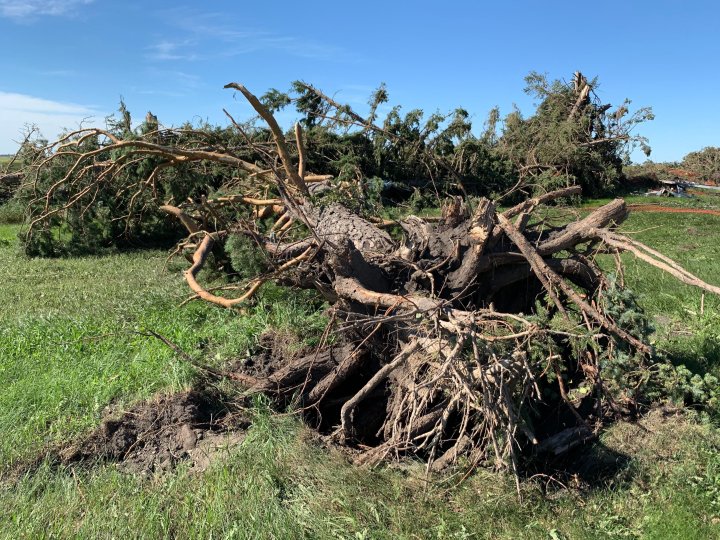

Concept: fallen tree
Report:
left=19, top=81, right=720, bottom=478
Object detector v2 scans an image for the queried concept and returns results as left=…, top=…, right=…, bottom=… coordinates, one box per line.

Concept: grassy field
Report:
left=592, top=194, right=720, bottom=379
left=0, top=155, right=18, bottom=171
left=1, top=197, right=720, bottom=538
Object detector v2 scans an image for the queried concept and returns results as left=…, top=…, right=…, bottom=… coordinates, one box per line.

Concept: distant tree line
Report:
left=625, top=146, right=720, bottom=185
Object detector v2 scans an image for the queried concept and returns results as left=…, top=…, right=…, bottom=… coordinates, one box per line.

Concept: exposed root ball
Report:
left=23, top=82, right=720, bottom=476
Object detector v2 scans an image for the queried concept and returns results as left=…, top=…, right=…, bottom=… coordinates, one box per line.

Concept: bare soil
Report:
left=58, top=390, right=249, bottom=475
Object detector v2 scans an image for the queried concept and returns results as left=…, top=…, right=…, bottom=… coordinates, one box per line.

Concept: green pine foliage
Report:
left=18, top=103, right=266, bottom=256
left=224, top=233, right=269, bottom=279
left=496, top=73, right=653, bottom=196
left=14, top=73, right=653, bottom=256
left=682, top=146, right=720, bottom=183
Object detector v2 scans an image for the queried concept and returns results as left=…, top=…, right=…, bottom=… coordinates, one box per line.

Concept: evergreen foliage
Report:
left=683, top=146, right=720, bottom=183
left=15, top=72, right=653, bottom=255
left=19, top=105, right=257, bottom=256
left=224, top=234, right=269, bottom=279
left=496, top=72, right=653, bottom=196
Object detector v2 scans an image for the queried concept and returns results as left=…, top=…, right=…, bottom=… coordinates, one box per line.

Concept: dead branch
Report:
left=21, top=80, right=720, bottom=480
left=224, top=83, right=309, bottom=196
left=159, top=205, right=201, bottom=235
left=591, top=229, right=720, bottom=296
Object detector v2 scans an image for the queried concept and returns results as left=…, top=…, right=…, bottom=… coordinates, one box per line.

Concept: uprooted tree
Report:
left=17, top=75, right=720, bottom=477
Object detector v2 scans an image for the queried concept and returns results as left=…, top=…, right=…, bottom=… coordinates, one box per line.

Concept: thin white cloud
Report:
left=0, top=91, right=100, bottom=153
left=147, top=31, right=349, bottom=62
left=223, top=34, right=347, bottom=61
left=0, top=0, right=94, bottom=19
left=127, top=69, right=204, bottom=97
left=0, top=91, right=93, bottom=115
left=133, top=89, right=185, bottom=98
left=145, top=40, right=199, bottom=62
left=146, top=8, right=353, bottom=63
left=38, top=69, right=76, bottom=77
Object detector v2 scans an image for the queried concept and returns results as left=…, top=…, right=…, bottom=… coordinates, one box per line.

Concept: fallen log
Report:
left=23, top=81, right=720, bottom=479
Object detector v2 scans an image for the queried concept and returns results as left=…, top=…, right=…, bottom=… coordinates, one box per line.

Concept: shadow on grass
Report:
left=662, top=333, right=720, bottom=375
left=524, top=439, right=634, bottom=494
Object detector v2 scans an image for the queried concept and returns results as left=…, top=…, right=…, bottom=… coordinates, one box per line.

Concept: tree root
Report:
left=24, top=81, right=720, bottom=478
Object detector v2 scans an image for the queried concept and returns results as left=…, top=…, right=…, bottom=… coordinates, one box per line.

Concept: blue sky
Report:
left=0, top=0, right=717, bottom=162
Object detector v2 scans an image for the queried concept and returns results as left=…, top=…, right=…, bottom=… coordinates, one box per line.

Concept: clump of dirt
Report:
left=58, top=390, right=249, bottom=475
left=16, top=331, right=336, bottom=480
left=233, top=330, right=311, bottom=379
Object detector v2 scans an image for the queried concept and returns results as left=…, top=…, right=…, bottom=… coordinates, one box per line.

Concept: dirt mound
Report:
left=59, top=390, right=249, bottom=475
left=216, top=330, right=318, bottom=392
left=235, top=330, right=309, bottom=379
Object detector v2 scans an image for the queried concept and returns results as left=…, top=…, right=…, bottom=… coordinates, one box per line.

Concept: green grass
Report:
left=602, top=197, right=720, bottom=380
left=0, top=154, right=20, bottom=174
left=616, top=210, right=720, bottom=317
left=0, top=226, right=326, bottom=470
left=1, top=405, right=719, bottom=538
left=1, top=201, right=720, bottom=538
left=585, top=190, right=720, bottom=211
left=538, top=194, right=720, bottom=376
